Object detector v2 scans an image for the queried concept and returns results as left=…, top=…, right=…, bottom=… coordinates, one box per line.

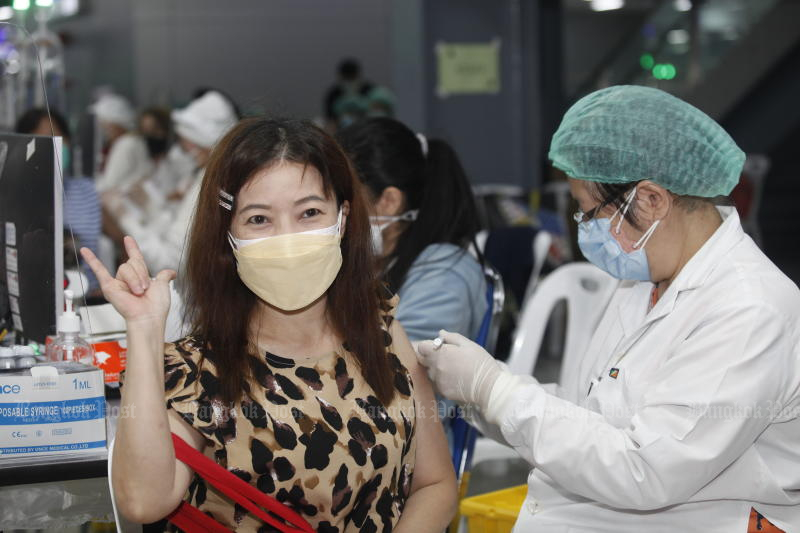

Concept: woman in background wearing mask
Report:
left=15, top=108, right=102, bottom=294
left=122, top=107, right=174, bottom=215
left=139, top=107, right=172, bottom=162
left=123, top=91, right=238, bottom=275
left=417, top=86, right=800, bottom=532
left=337, top=118, right=487, bottom=344
left=81, top=117, right=456, bottom=531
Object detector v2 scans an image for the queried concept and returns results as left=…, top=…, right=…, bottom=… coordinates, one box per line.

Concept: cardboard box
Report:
left=78, top=303, right=128, bottom=386
left=0, top=362, right=106, bottom=458
left=87, top=336, right=127, bottom=385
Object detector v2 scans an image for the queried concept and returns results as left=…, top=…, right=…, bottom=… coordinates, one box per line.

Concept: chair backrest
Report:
left=446, top=265, right=507, bottom=532
left=522, top=230, right=552, bottom=304
left=506, top=262, right=618, bottom=389
left=474, top=229, right=489, bottom=255
left=476, top=264, right=505, bottom=355
left=542, top=181, right=572, bottom=238
left=451, top=264, right=505, bottom=472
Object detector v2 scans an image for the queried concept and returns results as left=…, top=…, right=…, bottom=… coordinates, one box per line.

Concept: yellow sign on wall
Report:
left=436, top=39, right=501, bottom=97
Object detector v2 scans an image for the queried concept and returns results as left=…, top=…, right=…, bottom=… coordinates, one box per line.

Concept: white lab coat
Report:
left=95, top=133, right=153, bottom=193
left=469, top=207, right=800, bottom=532
left=139, top=147, right=199, bottom=220
left=125, top=168, right=203, bottom=274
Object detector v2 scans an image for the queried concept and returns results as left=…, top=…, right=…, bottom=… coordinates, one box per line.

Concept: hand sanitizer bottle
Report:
left=46, top=289, right=94, bottom=365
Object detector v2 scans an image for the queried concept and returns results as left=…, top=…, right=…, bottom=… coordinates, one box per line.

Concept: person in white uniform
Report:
left=417, top=85, right=800, bottom=533
left=91, top=93, right=152, bottom=194
left=127, top=91, right=237, bottom=274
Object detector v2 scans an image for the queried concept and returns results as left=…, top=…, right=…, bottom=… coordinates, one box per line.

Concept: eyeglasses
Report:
left=573, top=205, right=602, bottom=224
left=572, top=185, right=636, bottom=224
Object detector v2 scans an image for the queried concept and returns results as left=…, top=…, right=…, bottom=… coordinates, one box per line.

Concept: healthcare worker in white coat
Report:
left=91, top=93, right=152, bottom=194
left=124, top=91, right=237, bottom=275
left=418, top=85, right=800, bottom=533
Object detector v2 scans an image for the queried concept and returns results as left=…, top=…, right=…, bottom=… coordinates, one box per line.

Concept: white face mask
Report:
left=369, top=210, right=418, bottom=256
left=167, top=144, right=198, bottom=173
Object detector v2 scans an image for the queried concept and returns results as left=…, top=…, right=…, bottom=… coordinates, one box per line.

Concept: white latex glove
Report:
left=417, top=330, right=505, bottom=408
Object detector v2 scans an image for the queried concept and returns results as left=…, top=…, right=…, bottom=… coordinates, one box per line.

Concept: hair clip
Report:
left=218, top=189, right=233, bottom=211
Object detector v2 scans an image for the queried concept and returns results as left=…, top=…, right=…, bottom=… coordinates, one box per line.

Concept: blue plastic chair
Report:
left=448, top=265, right=505, bottom=532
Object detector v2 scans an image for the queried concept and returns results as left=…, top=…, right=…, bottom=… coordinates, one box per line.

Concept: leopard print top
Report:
left=161, top=296, right=416, bottom=532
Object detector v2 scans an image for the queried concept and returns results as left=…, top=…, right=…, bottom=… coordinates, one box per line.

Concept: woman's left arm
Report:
left=391, top=320, right=458, bottom=533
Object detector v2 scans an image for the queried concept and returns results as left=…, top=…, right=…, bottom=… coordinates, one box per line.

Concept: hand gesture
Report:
left=80, top=236, right=176, bottom=327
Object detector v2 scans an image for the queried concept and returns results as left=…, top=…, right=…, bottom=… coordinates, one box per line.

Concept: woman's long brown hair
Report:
left=183, top=117, right=394, bottom=405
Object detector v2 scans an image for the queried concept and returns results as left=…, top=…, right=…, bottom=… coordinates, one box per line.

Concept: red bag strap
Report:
left=167, top=500, right=231, bottom=533
left=167, top=433, right=314, bottom=533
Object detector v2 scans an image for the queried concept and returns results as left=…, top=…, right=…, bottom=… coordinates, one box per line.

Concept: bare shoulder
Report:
left=389, top=319, right=420, bottom=375
left=388, top=319, right=438, bottom=407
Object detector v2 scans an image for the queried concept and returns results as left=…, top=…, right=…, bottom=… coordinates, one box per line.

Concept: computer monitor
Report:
left=0, top=133, right=63, bottom=343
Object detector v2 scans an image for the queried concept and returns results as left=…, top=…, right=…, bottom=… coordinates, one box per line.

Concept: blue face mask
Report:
left=576, top=188, right=660, bottom=281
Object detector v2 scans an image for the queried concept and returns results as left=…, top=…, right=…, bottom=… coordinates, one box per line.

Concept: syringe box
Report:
left=0, top=362, right=106, bottom=458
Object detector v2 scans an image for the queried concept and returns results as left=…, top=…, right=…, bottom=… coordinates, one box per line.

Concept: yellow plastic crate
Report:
left=460, top=484, right=527, bottom=533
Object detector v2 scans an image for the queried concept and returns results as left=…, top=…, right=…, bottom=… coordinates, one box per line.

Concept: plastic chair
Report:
left=449, top=265, right=504, bottom=475
left=521, top=230, right=552, bottom=304
left=474, top=229, right=489, bottom=255
left=506, top=262, right=618, bottom=393
left=448, top=264, right=505, bottom=533
left=542, top=181, right=572, bottom=242
left=480, top=265, right=505, bottom=357
left=464, top=262, right=618, bottom=496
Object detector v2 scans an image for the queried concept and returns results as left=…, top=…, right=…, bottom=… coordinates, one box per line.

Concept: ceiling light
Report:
left=591, top=0, right=624, bottom=12
left=653, top=63, right=677, bottom=80
left=674, top=0, right=692, bottom=12
left=59, top=0, right=80, bottom=16
left=667, top=29, right=690, bottom=45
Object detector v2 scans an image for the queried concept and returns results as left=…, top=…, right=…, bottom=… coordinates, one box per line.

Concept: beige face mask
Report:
left=229, top=210, right=343, bottom=311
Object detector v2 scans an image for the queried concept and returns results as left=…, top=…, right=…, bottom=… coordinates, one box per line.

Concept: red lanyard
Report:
left=166, top=433, right=314, bottom=533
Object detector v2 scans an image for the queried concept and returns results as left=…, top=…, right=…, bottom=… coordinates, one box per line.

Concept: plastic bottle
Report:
left=46, top=290, right=94, bottom=365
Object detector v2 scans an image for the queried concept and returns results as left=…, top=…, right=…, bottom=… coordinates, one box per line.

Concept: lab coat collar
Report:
left=618, top=207, right=744, bottom=335
left=664, top=206, right=744, bottom=292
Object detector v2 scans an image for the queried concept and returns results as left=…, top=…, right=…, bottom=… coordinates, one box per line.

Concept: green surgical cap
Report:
left=548, top=85, right=745, bottom=197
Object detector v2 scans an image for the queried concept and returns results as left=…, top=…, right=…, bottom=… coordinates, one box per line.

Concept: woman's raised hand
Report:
left=80, top=236, right=176, bottom=327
